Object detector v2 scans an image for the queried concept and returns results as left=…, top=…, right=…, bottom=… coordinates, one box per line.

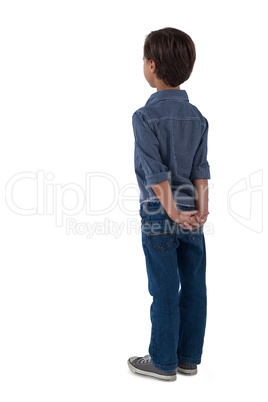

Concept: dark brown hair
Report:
left=143, top=27, right=196, bottom=87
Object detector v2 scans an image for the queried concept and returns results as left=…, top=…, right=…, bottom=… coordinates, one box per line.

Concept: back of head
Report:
left=143, top=27, right=196, bottom=87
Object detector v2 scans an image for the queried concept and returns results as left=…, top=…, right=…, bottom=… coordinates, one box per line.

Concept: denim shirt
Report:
left=132, top=89, right=211, bottom=207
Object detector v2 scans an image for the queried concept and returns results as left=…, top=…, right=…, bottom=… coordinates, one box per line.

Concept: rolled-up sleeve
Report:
left=132, top=111, right=171, bottom=187
left=189, top=118, right=211, bottom=180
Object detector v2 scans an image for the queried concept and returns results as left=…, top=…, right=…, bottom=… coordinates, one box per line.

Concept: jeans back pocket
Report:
left=146, top=220, right=176, bottom=252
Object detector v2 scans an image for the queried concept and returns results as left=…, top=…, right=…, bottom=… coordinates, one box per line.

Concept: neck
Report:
left=156, top=83, right=180, bottom=92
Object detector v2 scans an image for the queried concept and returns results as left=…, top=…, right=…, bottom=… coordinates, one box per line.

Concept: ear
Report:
left=149, top=59, right=156, bottom=73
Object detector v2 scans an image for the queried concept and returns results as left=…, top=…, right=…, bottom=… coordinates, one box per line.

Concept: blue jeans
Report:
left=139, top=201, right=207, bottom=372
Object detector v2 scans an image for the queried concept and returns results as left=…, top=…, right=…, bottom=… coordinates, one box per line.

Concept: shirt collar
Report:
left=145, top=89, right=189, bottom=107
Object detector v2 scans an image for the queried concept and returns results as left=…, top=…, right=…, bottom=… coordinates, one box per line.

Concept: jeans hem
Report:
left=151, top=357, right=178, bottom=372
left=178, top=355, right=201, bottom=365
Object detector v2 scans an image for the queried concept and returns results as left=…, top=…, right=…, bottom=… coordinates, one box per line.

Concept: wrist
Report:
left=168, top=209, right=181, bottom=221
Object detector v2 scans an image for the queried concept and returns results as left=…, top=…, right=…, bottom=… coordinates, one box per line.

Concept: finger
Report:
left=187, top=217, right=202, bottom=229
left=189, top=216, right=199, bottom=225
left=190, top=220, right=201, bottom=229
left=179, top=224, right=191, bottom=230
left=180, top=210, right=199, bottom=216
left=192, top=222, right=201, bottom=229
left=190, top=215, right=201, bottom=224
left=188, top=225, right=197, bottom=231
left=179, top=221, right=191, bottom=230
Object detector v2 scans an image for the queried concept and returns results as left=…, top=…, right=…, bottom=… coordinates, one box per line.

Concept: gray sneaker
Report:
left=177, top=362, right=197, bottom=375
left=127, top=354, right=177, bottom=381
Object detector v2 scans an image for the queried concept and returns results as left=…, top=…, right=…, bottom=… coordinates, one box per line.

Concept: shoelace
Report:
left=137, top=355, right=151, bottom=364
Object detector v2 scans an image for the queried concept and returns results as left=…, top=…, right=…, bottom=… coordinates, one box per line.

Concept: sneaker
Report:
left=127, top=354, right=177, bottom=381
left=177, top=362, right=197, bottom=375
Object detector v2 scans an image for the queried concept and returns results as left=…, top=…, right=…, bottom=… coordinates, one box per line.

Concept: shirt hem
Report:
left=140, top=199, right=196, bottom=208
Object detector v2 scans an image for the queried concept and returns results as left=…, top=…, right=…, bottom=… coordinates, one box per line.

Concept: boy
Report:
left=127, top=27, right=210, bottom=382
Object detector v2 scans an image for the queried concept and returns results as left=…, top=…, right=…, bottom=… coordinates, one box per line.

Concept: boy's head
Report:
left=143, top=27, right=196, bottom=89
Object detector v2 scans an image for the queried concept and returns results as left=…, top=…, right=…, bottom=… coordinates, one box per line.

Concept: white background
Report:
left=1, top=0, right=267, bottom=401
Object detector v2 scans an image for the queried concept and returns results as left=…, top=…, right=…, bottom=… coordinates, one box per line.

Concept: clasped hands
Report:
left=170, top=210, right=209, bottom=231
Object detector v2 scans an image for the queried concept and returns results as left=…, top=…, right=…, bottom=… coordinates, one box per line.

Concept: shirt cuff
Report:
left=146, top=171, right=171, bottom=187
left=190, top=164, right=211, bottom=180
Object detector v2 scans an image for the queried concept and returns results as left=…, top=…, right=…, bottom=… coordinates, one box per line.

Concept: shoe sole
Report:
left=127, top=358, right=177, bottom=382
left=177, top=367, right=197, bottom=375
